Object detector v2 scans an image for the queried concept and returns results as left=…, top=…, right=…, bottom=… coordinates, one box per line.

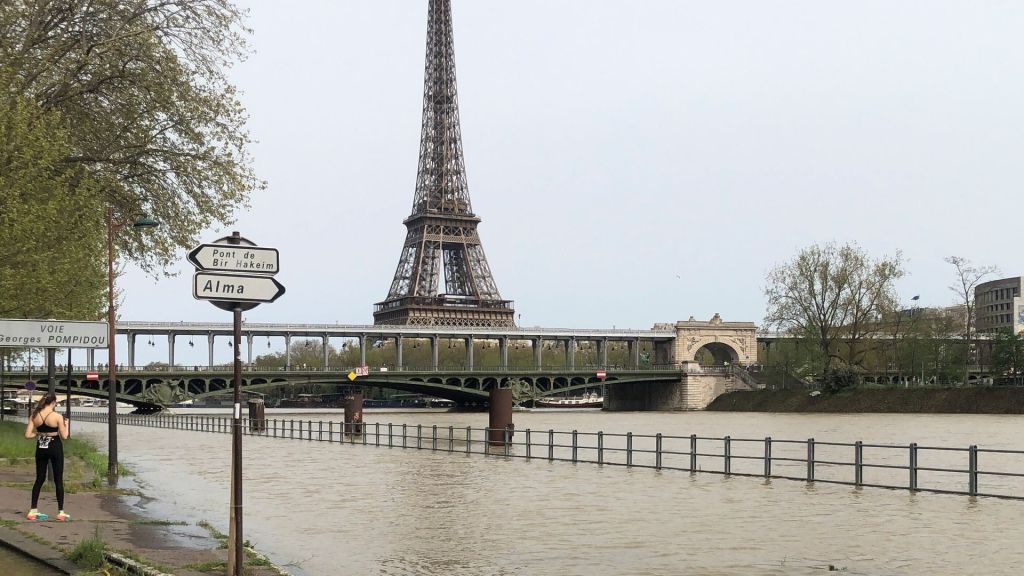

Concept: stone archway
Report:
left=666, top=314, right=757, bottom=366
left=694, top=341, right=740, bottom=365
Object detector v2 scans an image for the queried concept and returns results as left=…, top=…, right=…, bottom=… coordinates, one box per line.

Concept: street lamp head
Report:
left=132, top=216, right=159, bottom=229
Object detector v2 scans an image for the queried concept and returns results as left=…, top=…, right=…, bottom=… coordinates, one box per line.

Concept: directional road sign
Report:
left=188, top=244, right=279, bottom=274
left=0, top=319, right=108, bottom=348
left=193, top=272, right=286, bottom=304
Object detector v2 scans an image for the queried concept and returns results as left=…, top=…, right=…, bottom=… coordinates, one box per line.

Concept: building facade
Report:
left=975, top=276, right=1022, bottom=333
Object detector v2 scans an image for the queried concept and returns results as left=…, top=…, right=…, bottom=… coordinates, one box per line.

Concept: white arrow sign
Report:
left=193, top=272, right=286, bottom=303
left=188, top=244, right=279, bottom=274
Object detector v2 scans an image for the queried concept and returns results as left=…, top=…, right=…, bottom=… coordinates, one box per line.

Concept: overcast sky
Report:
left=113, top=0, right=1024, bottom=364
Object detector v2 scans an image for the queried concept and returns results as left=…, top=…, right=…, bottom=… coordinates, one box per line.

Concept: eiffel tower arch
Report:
left=374, top=0, right=515, bottom=328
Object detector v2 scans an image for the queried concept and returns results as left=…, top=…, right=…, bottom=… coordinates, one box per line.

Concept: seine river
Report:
left=71, top=410, right=1024, bottom=576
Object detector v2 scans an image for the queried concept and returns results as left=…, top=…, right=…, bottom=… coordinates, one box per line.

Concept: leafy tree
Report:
left=945, top=256, right=998, bottom=383
left=0, top=95, right=106, bottom=319
left=0, top=0, right=263, bottom=273
left=764, top=242, right=904, bottom=390
left=991, top=329, right=1024, bottom=385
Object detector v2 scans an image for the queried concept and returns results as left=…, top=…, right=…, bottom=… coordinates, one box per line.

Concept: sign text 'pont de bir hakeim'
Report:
left=188, top=244, right=279, bottom=274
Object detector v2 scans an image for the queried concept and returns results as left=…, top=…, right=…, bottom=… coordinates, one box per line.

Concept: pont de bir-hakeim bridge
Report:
left=6, top=316, right=764, bottom=412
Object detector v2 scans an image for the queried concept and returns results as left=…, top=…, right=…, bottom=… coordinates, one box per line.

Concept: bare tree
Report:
left=765, top=242, right=904, bottom=388
left=945, top=256, right=998, bottom=383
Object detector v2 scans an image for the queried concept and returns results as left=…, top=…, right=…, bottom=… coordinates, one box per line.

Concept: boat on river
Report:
left=534, top=393, right=603, bottom=409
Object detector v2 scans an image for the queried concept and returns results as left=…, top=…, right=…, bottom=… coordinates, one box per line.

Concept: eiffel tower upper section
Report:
left=373, top=0, right=515, bottom=327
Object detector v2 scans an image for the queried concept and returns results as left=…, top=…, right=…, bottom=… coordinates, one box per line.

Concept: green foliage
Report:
left=764, top=242, right=904, bottom=376
left=991, top=329, right=1024, bottom=383
left=67, top=532, right=107, bottom=569
left=0, top=0, right=262, bottom=274
left=0, top=420, right=35, bottom=458
left=0, top=95, right=106, bottom=319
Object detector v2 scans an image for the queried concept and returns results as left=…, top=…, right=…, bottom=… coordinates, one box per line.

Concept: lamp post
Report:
left=106, top=208, right=158, bottom=477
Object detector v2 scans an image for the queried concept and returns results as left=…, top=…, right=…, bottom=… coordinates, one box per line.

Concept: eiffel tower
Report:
left=373, top=0, right=515, bottom=327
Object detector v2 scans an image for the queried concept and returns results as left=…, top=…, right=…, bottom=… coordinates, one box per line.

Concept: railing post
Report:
left=448, top=425, right=454, bottom=452
left=854, top=441, right=864, bottom=486
left=307, top=420, right=312, bottom=441
left=969, top=445, right=979, bottom=496
left=375, top=422, right=380, bottom=447
left=724, top=436, right=731, bottom=475
left=597, top=431, right=604, bottom=465
left=319, top=421, right=323, bottom=442
left=548, top=429, right=554, bottom=461
left=329, top=421, right=333, bottom=442
left=690, top=434, right=698, bottom=473
left=807, top=438, right=815, bottom=482
left=655, top=433, right=663, bottom=470
left=504, top=427, right=511, bottom=457
left=388, top=423, right=393, bottom=447
left=627, top=432, right=633, bottom=467
left=466, top=426, right=472, bottom=454
left=432, top=425, right=437, bottom=451
left=909, top=442, right=918, bottom=491
left=526, top=429, right=532, bottom=459
left=764, top=436, right=772, bottom=478
left=402, top=423, right=407, bottom=448
left=571, top=430, right=578, bottom=463
left=416, top=424, right=422, bottom=450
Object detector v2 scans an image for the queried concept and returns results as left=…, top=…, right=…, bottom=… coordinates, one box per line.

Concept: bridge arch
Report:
left=694, top=341, right=740, bottom=365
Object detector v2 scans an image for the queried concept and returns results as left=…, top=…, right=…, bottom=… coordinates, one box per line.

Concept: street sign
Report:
left=25, top=381, right=35, bottom=391
left=596, top=370, right=607, bottom=380
left=86, top=372, right=99, bottom=381
left=355, top=365, right=369, bottom=377
left=347, top=371, right=357, bottom=381
left=193, top=272, right=286, bottom=304
left=0, top=319, right=108, bottom=348
left=188, top=244, right=279, bottom=274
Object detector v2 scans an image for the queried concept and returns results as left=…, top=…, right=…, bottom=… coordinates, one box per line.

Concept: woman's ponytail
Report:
left=31, top=392, right=57, bottom=418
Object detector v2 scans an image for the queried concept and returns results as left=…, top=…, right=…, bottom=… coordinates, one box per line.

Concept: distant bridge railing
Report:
left=68, top=411, right=1024, bottom=500
left=2, top=363, right=685, bottom=375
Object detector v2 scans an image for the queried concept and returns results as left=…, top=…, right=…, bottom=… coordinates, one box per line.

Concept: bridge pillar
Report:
left=322, top=334, right=329, bottom=370
left=168, top=333, right=175, bottom=367
left=567, top=339, right=576, bottom=370
left=631, top=339, right=641, bottom=367
left=395, top=335, right=403, bottom=370
left=498, top=337, right=508, bottom=369
left=127, top=332, right=136, bottom=368
left=247, top=334, right=253, bottom=366
left=207, top=333, right=215, bottom=368
left=598, top=339, right=608, bottom=368
left=466, top=336, right=475, bottom=370
left=284, top=333, right=292, bottom=370
left=431, top=336, right=439, bottom=371
left=533, top=338, right=542, bottom=369
left=87, top=349, right=94, bottom=370
left=359, top=334, right=367, bottom=367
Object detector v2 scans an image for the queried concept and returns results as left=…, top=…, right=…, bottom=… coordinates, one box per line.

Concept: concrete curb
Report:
left=0, top=525, right=80, bottom=574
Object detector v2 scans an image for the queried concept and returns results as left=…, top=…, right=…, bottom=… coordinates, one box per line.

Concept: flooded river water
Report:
left=71, top=410, right=1024, bottom=576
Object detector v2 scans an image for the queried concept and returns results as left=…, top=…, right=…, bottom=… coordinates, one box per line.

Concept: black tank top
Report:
left=36, top=414, right=59, bottom=433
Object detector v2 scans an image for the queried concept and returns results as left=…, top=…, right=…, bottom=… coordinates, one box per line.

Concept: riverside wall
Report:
left=706, top=387, right=1024, bottom=414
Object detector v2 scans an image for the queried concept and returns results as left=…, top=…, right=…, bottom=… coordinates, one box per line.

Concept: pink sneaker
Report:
left=56, top=512, right=71, bottom=522
left=26, top=511, right=49, bottom=521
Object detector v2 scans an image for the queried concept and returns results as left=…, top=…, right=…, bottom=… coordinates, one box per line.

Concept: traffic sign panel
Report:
left=86, top=372, right=99, bottom=381
left=0, top=319, right=108, bottom=348
left=188, top=244, right=279, bottom=274
left=193, top=272, right=286, bottom=304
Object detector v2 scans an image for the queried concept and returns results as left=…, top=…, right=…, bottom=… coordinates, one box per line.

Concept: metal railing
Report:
left=66, top=411, right=1024, bottom=500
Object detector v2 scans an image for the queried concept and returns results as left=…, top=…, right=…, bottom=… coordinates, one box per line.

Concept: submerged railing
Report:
left=69, top=411, right=1024, bottom=501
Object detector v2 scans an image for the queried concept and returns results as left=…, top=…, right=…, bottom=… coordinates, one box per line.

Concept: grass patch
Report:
left=114, top=548, right=173, bottom=574
left=67, top=532, right=107, bottom=570
left=0, top=421, right=35, bottom=458
left=184, top=560, right=228, bottom=572
left=133, top=518, right=188, bottom=526
left=0, top=518, right=17, bottom=528
left=198, top=519, right=228, bottom=541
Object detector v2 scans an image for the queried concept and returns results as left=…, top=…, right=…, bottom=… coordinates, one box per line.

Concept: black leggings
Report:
left=31, top=436, right=64, bottom=510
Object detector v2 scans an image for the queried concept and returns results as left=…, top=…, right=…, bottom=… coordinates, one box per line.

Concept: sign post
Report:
left=190, top=232, right=283, bottom=576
